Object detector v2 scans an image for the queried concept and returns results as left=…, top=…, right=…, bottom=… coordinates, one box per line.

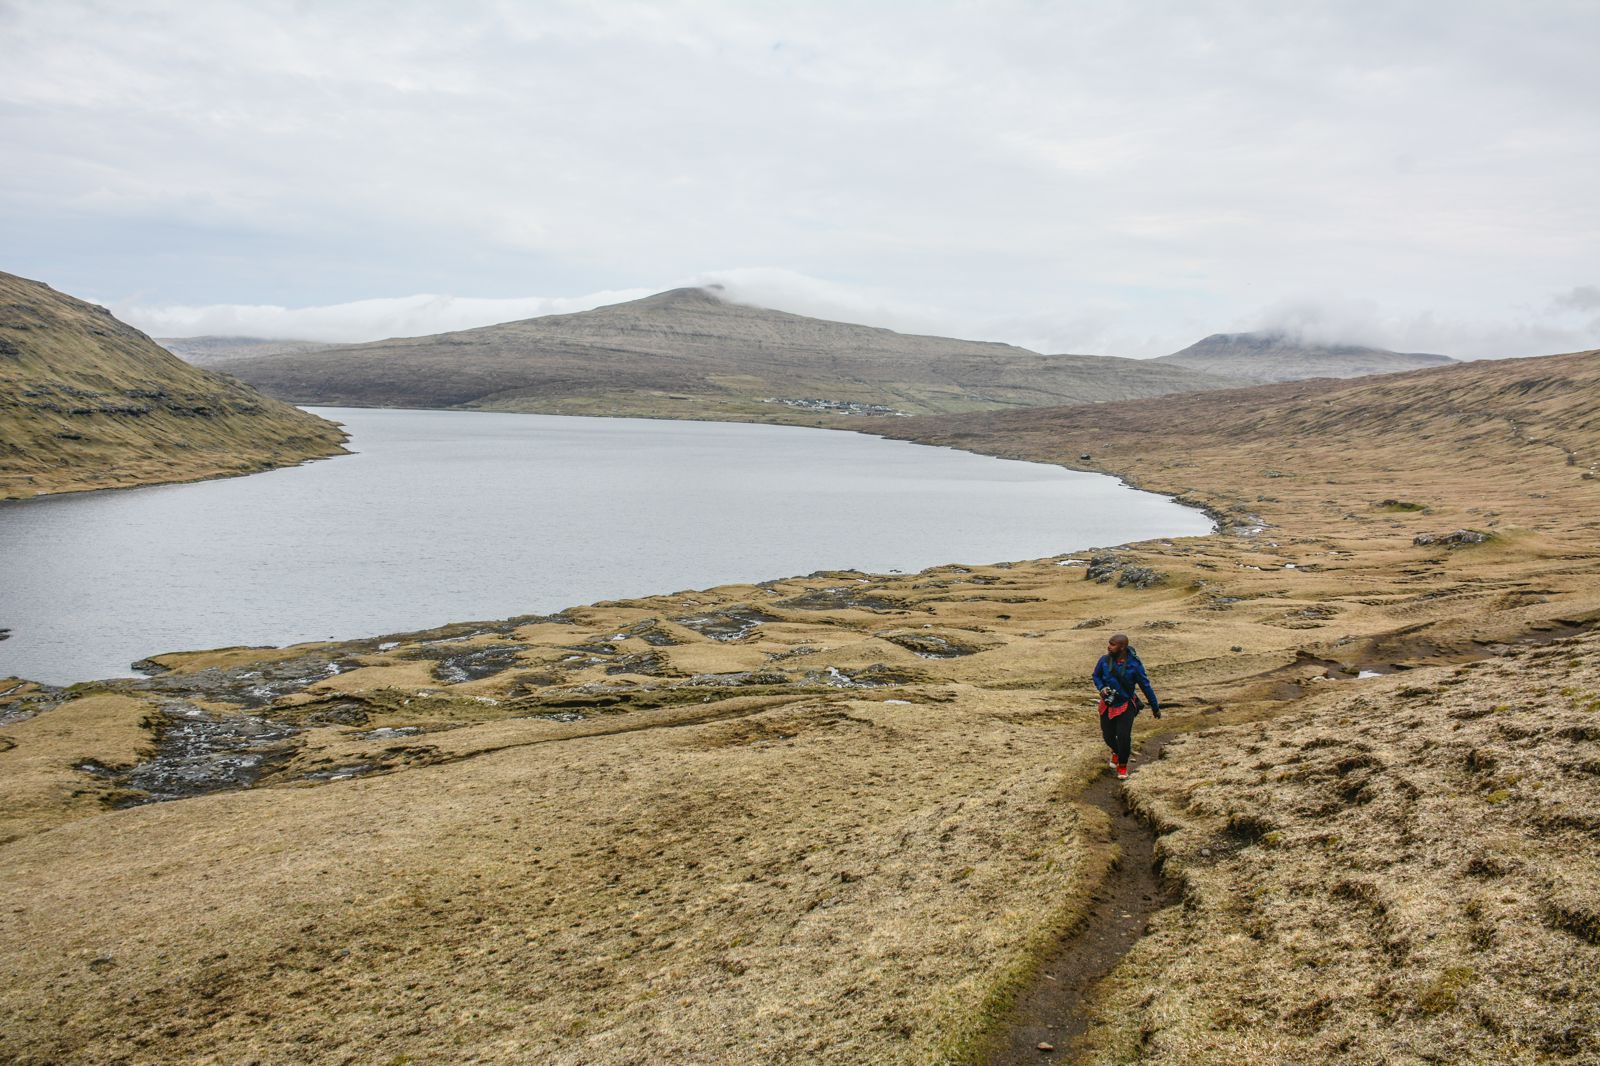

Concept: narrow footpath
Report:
left=985, top=736, right=1175, bottom=1065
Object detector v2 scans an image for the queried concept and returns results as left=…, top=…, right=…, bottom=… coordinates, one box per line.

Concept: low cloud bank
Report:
left=115, top=270, right=1600, bottom=362
left=1254, top=294, right=1600, bottom=360
left=120, top=289, right=656, bottom=344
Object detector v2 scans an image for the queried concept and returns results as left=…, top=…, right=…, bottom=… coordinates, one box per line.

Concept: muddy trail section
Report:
left=985, top=734, right=1176, bottom=1065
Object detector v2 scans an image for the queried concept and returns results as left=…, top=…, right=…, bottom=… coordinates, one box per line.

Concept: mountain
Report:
left=214, top=287, right=1245, bottom=423
left=0, top=272, right=347, bottom=500
left=157, top=336, right=338, bottom=366
left=1154, top=330, right=1456, bottom=382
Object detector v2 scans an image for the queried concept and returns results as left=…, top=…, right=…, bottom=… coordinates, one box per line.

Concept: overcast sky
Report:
left=4, top=0, right=1598, bottom=357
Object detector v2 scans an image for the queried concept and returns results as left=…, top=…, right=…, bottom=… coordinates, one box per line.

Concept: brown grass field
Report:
left=1, top=348, right=1596, bottom=1063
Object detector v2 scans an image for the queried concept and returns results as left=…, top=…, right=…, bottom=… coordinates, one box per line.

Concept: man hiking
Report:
left=1093, top=633, right=1160, bottom=780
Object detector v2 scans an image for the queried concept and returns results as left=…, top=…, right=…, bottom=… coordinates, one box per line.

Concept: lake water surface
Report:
left=0, top=408, right=1212, bottom=684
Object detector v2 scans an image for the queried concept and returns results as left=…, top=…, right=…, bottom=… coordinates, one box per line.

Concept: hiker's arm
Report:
left=1136, top=664, right=1160, bottom=715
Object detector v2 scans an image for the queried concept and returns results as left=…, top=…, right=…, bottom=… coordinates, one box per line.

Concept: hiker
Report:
left=1093, top=633, right=1160, bottom=780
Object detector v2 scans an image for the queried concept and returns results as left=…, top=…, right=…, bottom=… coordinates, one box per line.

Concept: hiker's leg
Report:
left=1113, top=710, right=1136, bottom=767
left=1100, top=710, right=1116, bottom=752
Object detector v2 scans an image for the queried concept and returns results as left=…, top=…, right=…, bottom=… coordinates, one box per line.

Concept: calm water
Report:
left=0, top=409, right=1211, bottom=684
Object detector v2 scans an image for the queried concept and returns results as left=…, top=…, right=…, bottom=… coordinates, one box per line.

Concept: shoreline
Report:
left=3, top=351, right=1597, bottom=1064
left=0, top=433, right=351, bottom=504
left=2, top=407, right=1212, bottom=688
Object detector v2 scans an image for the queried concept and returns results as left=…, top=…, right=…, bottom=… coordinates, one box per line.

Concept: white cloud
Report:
left=1253, top=293, right=1600, bottom=359
left=691, top=268, right=959, bottom=336
left=113, top=269, right=1600, bottom=361
left=5, top=1, right=1598, bottom=361
left=117, top=269, right=960, bottom=345
left=114, top=266, right=1157, bottom=354
left=120, top=289, right=655, bottom=343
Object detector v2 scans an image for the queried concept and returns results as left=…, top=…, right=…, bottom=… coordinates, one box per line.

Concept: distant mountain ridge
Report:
left=1155, top=330, right=1456, bottom=382
left=0, top=272, right=346, bottom=500
left=212, top=287, right=1247, bottom=424
left=157, top=336, right=338, bottom=365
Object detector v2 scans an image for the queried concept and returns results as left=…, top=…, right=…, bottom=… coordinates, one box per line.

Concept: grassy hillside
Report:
left=869, top=347, right=1600, bottom=1061
left=1, top=349, right=1596, bottom=1063
left=1155, top=330, right=1457, bottom=382
left=873, top=348, right=1600, bottom=539
left=0, top=272, right=347, bottom=500
left=217, top=286, right=1245, bottom=424
left=1090, top=635, right=1600, bottom=1063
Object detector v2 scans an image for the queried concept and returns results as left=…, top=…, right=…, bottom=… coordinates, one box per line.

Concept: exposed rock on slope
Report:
left=1156, top=330, right=1456, bottom=382
left=217, top=286, right=1244, bottom=422
left=0, top=272, right=346, bottom=500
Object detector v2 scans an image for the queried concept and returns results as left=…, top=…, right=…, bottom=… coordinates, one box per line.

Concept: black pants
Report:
left=1100, top=707, right=1137, bottom=767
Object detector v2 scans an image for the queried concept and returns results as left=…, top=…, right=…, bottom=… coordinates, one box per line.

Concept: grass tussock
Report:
left=1079, top=634, right=1600, bottom=1064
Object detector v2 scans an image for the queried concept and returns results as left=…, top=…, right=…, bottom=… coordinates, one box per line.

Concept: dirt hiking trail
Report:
left=986, top=735, right=1177, bottom=1064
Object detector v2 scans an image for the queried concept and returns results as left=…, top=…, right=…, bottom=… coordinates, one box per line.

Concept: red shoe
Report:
left=1108, top=753, right=1119, bottom=769
left=1116, top=764, right=1129, bottom=781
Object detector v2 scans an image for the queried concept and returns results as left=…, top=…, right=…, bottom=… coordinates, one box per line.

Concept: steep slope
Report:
left=219, top=287, right=1244, bottom=423
left=1156, top=330, right=1456, bottom=382
left=0, top=273, right=347, bottom=500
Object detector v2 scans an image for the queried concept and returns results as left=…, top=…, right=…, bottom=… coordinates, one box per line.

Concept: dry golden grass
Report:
left=0, top=684, right=1114, bottom=1064
left=1085, top=633, right=1600, bottom=1063
left=0, top=693, right=155, bottom=842
left=2, top=348, right=1598, bottom=1062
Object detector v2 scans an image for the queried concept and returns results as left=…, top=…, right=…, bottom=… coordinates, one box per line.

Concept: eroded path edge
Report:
left=984, top=735, right=1176, bottom=1065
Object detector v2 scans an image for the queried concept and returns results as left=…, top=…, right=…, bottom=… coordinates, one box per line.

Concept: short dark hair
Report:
left=1109, top=632, right=1129, bottom=647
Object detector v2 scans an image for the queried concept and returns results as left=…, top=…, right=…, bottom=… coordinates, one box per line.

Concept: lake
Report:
left=0, top=408, right=1212, bottom=684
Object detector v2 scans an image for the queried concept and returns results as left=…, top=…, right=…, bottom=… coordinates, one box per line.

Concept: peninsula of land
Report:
left=0, top=272, right=347, bottom=501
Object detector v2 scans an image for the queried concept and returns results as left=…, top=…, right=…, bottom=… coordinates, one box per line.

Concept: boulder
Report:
left=1413, top=529, right=1493, bottom=548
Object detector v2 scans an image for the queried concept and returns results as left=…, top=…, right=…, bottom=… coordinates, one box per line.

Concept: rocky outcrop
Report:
left=1414, top=529, right=1494, bottom=547
left=1084, top=552, right=1166, bottom=589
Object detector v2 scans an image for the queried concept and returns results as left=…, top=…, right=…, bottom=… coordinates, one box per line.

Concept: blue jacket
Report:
left=1093, top=650, right=1159, bottom=712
